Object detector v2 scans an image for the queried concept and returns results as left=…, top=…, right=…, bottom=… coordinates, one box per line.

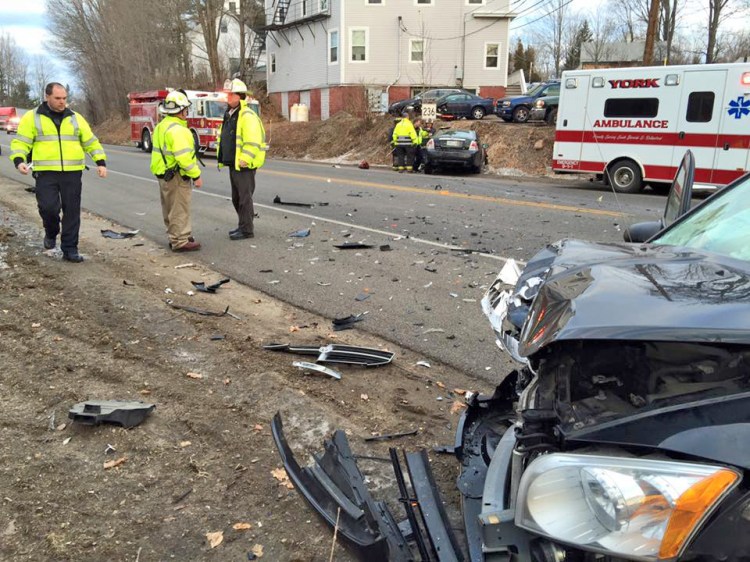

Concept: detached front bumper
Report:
left=271, top=413, right=463, bottom=561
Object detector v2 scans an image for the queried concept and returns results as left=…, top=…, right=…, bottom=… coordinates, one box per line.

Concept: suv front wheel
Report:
left=512, top=106, right=530, bottom=123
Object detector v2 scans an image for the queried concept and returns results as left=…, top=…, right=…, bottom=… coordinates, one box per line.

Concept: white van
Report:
left=553, top=62, right=750, bottom=193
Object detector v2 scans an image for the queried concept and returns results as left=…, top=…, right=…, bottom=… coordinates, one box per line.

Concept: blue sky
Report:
left=0, top=0, right=75, bottom=89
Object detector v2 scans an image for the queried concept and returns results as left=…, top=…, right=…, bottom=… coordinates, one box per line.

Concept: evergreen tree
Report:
left=512, top=39, right=526, bottom=74
left=563, top=20, right=592, bottom=71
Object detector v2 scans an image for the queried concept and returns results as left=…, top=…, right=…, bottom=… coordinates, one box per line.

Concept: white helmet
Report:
left=223, top=78, right=248, bottom=94
left=159, top=90, right=191, bottom=114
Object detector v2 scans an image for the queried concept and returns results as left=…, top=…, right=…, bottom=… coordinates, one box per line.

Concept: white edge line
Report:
left=84, top=168, right=521, bottom=264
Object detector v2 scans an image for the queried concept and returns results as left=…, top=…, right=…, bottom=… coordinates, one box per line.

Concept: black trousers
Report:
left=229, top=167, right=256, bottom=235
left=393, top=146, right=416, bottom=169
left=35, top=171, right=83, bottom=253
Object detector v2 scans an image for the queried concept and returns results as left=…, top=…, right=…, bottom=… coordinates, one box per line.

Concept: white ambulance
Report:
left=553, top=62, right=750, bottom=193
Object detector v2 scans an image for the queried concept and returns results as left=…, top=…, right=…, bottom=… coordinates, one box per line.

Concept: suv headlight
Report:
left=516, top=454, right=739, bottom=560
left=502, top=101, right=511, bottom=107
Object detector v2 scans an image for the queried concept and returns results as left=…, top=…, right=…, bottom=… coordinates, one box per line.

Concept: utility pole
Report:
left=642, top=0, right=660, bottom=65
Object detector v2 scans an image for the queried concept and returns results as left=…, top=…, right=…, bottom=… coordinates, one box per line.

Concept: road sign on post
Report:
left=421, top=103, right=437, bottom=122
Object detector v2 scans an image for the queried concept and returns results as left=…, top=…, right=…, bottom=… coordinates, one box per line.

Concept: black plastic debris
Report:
left=379, top=244, right=392, bottom=252
left=101, top=229, right=139, bottom=239
left=69, top=400, right=155, bottom=428
left=166, top=299, right=237, bottom=318
left=334, top=242, right=374, bottom=250
left=259, top=269, right=273, bottom=273
left=210, top=334, right=225, bottom=341
left=264, top=342, right=394, bottom=367
left=363, top=429, right=418, bottom=442
left=191, top=278, right=230, bottom=293
left=332, top=313, right=365, bottom=331
left=425, top=266, right=438, bottom=273
left=288, top=228, right=311, bottom=238
left=273, top=195, right=313, bottom=208
left=123, top=280, right=135, bottom=286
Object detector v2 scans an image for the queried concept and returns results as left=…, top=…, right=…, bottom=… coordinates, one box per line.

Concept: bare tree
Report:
left=47, top=0, right=195, bottom=121
left=189, top=0, right=226, bottom=88
left=586, top=6, right=618, bottom=66
left=606, top=0, right=649, bottom=41
left=706, top=0, right=749, bottom=63
left=660, top=0, right=680, bottom=63
left=532, top=0, right=573, bottom=78
left=31, top=55, right=55, bottom=104
left=0, top=32, right=27, bottom=106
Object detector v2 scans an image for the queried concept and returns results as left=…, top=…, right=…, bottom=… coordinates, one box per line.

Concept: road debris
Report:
left=331, top=313, right=366, bottom=331
left=264, top=342, right=394, bottom=367
left=174, top=263, right=195, bottom=269
left=334, top=242, right=373, bottom=250
left=273, top=195, right=313, bottom=208
left=233, top=522, right=253, bottom=531
left=354, top=292, right=371, bottom=302
left=416, top=361, right=431, bottom=368
left=288, top=228, right=311, bottom=238
left=363, top=429, right=419, bottom=442
left=292, top=361, right=342, bottom=380
left=186, top=372, right=203, bottom=379
left=379, top=244, right=392, bottom=251
left=191, top=278, right=230, bottom=294
left=69, top=400, right=155, bottom=428
left=101, top=229, right=139, bottom=239
left=166, top=300, right=237, bottom=318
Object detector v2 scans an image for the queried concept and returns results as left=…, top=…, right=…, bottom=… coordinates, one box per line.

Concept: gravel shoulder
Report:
left=0, top=176, right=493, bottom=561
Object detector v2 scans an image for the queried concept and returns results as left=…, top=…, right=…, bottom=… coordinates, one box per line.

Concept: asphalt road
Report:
left=0, top=140, right=670, bottom=383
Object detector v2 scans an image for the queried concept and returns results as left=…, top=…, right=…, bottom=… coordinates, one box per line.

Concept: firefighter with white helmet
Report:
left=217, top=78, right=267, bottom=240
left=150, top=89, right=203, bottom=252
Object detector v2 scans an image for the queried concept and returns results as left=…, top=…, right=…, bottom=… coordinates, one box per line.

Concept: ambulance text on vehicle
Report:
left=128, top=89, right=228, bottom=154
left=552, top=62, right=750, bottom=193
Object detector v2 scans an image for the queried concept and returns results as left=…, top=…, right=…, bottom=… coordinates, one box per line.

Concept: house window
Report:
left=271, top=53, right=276, bottom=73
left=366, top=0, right=383, bottom=4
left=228, top=1, right=236, bottom=12
left=686, top=91, right=715, bottom=123
left=302, top=0, right=307, bottom=16
left=410, top=39, right=424, bottom=62
left=484, top=43, right=499, bottom=68
left=220, top=21, right=228, bottom=33
left=350, top=28, right=368, bottom=62
left=604, top=98, right=659, bottom=118
left=329, top=29, right=339, bottom=64
left=467, top=0, right=483, bottom=4
left=416, top=0, right=432, bottom=4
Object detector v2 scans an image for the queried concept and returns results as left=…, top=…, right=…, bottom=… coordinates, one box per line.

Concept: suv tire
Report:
left=512, top=106, right=530, bottom=123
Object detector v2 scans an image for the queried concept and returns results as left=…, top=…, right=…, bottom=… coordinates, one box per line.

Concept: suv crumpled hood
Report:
left=519, top=239, right=750, bottom=357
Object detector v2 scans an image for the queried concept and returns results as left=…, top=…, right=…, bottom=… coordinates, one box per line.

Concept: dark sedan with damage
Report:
left=273, top=152, right=750, bottom=561
left=423, top=128, right=487, bottom=174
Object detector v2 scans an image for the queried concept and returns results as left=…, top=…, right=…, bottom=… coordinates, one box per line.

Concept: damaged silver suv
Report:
left=273, top=151, right=750, bottom=561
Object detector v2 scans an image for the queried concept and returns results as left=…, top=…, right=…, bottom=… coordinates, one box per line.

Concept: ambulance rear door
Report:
left=671, top=69, right=727, bottom=186
left=553, top=73, right=590, bottom=170
left=714, top=67, right=750, bottom=186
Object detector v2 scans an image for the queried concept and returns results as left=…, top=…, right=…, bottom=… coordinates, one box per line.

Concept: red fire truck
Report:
left=128, top=89, right=228, bottom=153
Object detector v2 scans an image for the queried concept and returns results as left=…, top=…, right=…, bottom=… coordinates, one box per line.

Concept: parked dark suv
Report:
left=496, top=81, right=560, bottom=123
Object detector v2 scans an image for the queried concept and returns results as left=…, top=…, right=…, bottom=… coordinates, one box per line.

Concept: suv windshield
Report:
left=527, top=83, right=545, bottom=97
left=653, top=174, right=750, bottom=262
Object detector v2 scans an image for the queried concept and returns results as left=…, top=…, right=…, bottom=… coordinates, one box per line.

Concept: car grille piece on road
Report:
left=263, top=343, right=395, bottom=367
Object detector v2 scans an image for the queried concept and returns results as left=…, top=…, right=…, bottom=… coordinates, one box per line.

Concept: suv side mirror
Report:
left=623, top=150, right=695, bottom=243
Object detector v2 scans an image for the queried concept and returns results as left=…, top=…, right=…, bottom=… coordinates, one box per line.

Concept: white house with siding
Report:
left=262, top=0, right=514, bottom=120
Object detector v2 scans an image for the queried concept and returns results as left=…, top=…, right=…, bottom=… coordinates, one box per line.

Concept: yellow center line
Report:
left=263, top=169, right=624, bottom=218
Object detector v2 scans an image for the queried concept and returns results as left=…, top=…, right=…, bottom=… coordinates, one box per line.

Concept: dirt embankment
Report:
left=96, top=112, right=557, bottom=177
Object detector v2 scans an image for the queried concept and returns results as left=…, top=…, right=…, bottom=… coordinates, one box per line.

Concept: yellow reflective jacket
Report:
left=392, top=118, right=418, bottom=146
left=9, top=104, right=105, bottom=172
left=150, top=115, right=200, bottom=179
left=217, top=100, right=267, bottom=171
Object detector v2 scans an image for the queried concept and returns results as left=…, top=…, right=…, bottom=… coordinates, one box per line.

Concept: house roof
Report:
left=581, top=41, right=667, bottom=63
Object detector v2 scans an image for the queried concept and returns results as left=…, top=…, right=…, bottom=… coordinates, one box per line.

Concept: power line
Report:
left=510, top=0, right=576, bottom=30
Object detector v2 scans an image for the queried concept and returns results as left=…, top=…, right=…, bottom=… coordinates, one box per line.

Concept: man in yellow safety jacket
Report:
left=150, top=90, right=203, bottom=252
left=391, top=110, right=419, bottom=172
left=9, top=82, right=107, bottom=263
left=217, top=78, right=266, bottom=240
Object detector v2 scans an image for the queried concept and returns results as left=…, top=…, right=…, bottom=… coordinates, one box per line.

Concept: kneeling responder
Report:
left=391, top=110, right=419, bottom=172
left=150, top=90, right=203, bottom=252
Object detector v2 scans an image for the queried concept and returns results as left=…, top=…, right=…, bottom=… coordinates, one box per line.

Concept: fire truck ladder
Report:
left=243, top=0, right=290, bottom=81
